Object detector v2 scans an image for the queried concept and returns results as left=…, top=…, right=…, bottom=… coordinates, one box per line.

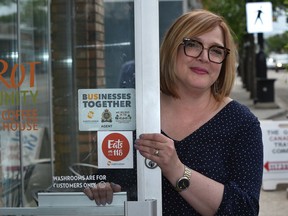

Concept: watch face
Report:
left=178, top=177, right=190, bottom=190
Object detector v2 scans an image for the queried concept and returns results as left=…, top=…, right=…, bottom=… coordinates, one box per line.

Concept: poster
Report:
left=97, top=131, right=133, bottom=169
left=78, top=89, right=136, bottom=131
left=261, top=120, right=288, bottom=190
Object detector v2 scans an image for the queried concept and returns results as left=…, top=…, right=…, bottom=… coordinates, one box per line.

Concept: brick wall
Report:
left=51, top=0, right=104, bottom=175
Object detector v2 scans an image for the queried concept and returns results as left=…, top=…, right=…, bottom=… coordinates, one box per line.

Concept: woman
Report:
left=85, top=9, right=263, bottom=216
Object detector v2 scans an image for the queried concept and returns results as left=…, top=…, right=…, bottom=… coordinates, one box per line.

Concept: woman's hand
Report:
left=135, top=133, right=183, bottom=180
left=84, top=182, right=121, bottom=206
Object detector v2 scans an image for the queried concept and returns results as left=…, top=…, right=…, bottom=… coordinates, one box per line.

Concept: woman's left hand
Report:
left=135, top=133, right=183, bottom=178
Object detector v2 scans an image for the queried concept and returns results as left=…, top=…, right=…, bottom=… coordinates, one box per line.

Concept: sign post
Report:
left=246, top=2, right=277, bottom=107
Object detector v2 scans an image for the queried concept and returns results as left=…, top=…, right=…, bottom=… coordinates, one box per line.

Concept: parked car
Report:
left=266, top=57, right=276, bottom=69
left=267, top=53, right=288, bottom=72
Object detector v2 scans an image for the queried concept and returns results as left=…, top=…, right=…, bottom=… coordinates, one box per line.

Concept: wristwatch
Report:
left=175, top=166, right=192, bottom=192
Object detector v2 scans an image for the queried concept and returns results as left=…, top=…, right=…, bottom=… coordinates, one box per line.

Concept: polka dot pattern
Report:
left=162, top=100, right=263, bottom=216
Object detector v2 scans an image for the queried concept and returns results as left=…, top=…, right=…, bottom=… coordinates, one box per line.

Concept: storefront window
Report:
left=0, top=0, right=137, bottom=208
left=0, top=0, right=183, bottom=213
left=0, top=0, right=52, bottom=207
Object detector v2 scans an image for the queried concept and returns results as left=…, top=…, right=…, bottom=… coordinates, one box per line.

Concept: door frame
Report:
left=135, top=0, right=162, bottom=215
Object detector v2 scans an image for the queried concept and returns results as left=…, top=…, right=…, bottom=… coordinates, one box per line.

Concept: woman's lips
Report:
left=190, top=67, right=208, bottom=74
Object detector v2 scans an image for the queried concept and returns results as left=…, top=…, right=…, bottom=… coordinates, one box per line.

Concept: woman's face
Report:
left=175, top=26, right=225, bottom=96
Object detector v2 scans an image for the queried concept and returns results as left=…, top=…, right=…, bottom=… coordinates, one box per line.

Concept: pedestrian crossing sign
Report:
left=246, top=2, right=273, bottom=33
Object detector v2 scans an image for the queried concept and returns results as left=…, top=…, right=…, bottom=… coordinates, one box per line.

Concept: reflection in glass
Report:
left=50, top=0, right=137, bottom=203
left=0, top=0, right=52, bottom=207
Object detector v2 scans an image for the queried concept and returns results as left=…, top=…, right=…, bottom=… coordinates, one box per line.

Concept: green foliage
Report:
left=0, top=0, right=15, bottom=6
left=266, top=31, right=288, bottom=53
left=0, top=1, right=16, bottom=22
left=0, top=0, right=47, bottom=28
left=202, top=0, right=288, bottom=68
left=20, top=0, right=48, bottom=28
left=202, top=0, right=288, bottom=47
left=202, top=0, right=246, bottom=44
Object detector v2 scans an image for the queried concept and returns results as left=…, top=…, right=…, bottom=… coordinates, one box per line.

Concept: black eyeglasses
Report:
left=181, top=38, right=230, bottom=64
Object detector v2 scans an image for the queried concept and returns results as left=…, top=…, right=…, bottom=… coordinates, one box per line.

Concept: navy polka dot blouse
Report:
left=162, top=100, right=263, bottom=215
left=95, top=100, right=263, bottom=215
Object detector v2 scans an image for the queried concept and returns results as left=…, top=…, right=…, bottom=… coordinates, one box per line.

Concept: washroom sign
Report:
left=78, top=88, right=136, bottom=131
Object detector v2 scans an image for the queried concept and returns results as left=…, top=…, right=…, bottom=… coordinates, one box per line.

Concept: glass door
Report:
left=0, top=0, right=186, bottom=215
left=0, top=0, right=52, bottom=208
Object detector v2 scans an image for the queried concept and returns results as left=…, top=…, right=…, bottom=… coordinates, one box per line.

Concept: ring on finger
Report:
left=154, top=149, right=159, bottom=156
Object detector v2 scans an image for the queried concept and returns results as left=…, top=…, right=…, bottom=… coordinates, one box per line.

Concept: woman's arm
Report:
left=215, top=120, right=263, bottom=215
left=135, top=133, right=224, bottom=215
left=135, top=119, right=263, bottom=216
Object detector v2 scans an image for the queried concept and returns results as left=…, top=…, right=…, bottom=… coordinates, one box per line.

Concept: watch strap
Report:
left=183, top=166, right=192, bottom=180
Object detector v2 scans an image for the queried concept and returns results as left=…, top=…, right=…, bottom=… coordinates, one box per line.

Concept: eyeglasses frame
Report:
left=181, top=38, right=230, bottom=64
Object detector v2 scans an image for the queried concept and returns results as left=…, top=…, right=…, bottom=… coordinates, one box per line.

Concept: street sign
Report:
left=261, top=120, right=288, bottom=190
left=246, top=2, right=273, bottom=33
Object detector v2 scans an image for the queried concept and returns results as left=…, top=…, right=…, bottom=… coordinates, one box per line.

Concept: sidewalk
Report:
left=231, top=75, right=287, bottom=120
left=231, top=74, right=288, bottom=216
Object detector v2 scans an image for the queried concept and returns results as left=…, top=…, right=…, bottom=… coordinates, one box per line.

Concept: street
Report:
left=259, top=184, right=288, bottom=216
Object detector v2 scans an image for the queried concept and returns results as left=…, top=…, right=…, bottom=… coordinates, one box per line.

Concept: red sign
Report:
left=264, top=161, right=288, bottom=171
left=102, top=132, right=130, bottom=161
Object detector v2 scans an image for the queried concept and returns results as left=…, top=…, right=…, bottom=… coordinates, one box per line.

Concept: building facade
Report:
left=0, top=0, right=201, bottom=214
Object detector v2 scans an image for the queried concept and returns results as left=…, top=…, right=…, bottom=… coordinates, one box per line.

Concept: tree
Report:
left=266, top=31, right=288, bottom=53
left=202, top=0, right=288, bottom=96
left=202, top=0, right=246, bottom=45
left=202, top=0, right=286, bottom=46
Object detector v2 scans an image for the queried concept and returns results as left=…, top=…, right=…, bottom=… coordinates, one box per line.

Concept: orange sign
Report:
left=102, top=132, right=130, bottom=161
left=98, top=131, right=133, bottom=169
left=0, top=60, right=41, bottom=131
